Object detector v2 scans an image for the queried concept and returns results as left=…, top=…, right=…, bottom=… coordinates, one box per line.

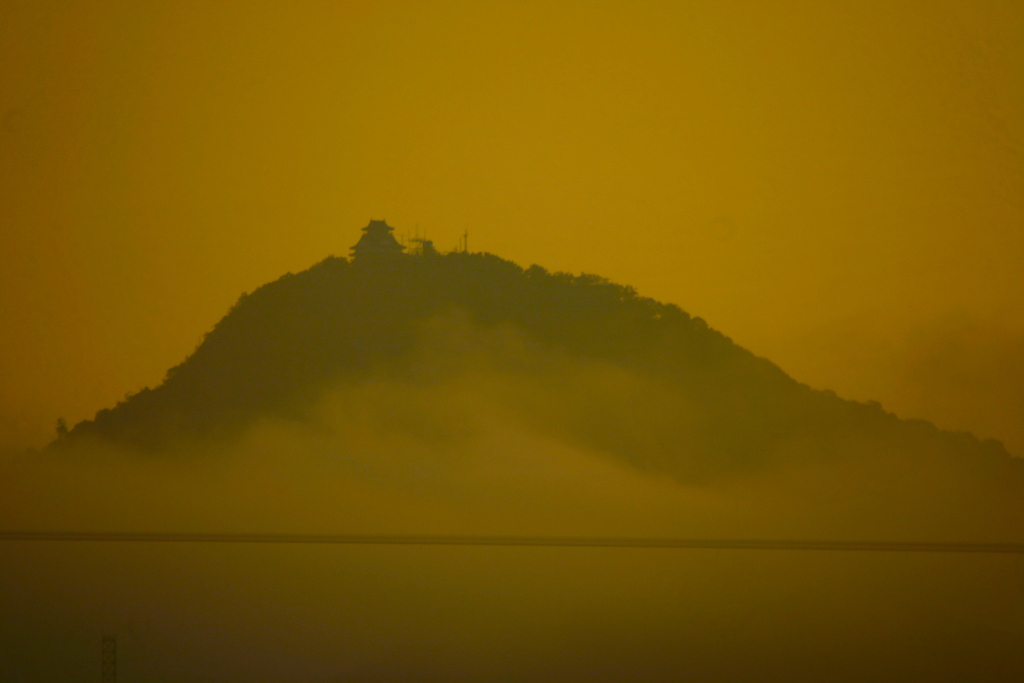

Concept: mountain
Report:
left=16, top=225, right=1022, bottom=683
left=61, top=226, right=1017, bottom=489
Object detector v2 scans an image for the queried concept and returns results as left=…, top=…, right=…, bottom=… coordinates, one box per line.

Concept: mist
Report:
left=3, top=311, right=1022, bottom=681
left=5, top=2, right=1024, bottom=678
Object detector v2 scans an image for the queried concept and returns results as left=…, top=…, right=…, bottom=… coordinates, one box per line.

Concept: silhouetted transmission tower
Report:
left=101, top=635, right=116, bottom=682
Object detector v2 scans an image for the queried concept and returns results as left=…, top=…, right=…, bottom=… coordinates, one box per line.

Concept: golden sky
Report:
left=2, top=0, right=1023, bottom=453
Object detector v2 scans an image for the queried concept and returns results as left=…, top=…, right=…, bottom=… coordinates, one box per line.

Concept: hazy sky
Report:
left=2, top=0, right=1023, bottom=453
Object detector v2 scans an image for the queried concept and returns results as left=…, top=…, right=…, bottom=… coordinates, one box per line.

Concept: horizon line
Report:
left=1, top=532, right=1022, bottom=553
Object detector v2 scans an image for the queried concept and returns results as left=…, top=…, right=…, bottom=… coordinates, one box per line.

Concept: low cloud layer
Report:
left=2, top=315, right=1023, bottom=681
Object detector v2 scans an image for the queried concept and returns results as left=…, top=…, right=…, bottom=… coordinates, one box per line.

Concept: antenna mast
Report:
left=101, top=635, right=116, bottom=682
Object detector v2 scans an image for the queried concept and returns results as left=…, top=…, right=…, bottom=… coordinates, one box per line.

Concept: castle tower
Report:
left=350, top=219, right=405, bottom=261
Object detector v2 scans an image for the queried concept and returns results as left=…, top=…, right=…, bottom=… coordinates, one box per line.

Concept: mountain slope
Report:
left=63, top=248, right=1016, bottom=486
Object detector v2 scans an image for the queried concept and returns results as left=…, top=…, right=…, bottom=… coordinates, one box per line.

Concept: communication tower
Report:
left=101, top=635, right=116, bottom=682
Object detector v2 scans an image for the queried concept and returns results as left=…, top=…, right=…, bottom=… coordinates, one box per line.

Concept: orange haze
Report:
left=2, top=1, right=1023, bottom=455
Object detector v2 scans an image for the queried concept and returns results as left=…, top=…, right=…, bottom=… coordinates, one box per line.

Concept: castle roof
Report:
left=351, top=219, right=405, bottom=260
left=362, top=219, right=394, bottom=233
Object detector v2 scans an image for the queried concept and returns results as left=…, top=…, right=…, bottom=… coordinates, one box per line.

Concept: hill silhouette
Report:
left=61, top=233, right=1018, bottom=487
left=17, top=232, right=1024, bottom=680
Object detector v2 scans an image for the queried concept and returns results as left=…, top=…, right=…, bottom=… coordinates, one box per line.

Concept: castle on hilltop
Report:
left=351, top=219, right=443, bottom=260
left=350, top=219, right=405, bottom=261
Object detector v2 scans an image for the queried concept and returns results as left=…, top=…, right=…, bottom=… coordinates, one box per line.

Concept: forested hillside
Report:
left=62, top=248, right=1015, bottom=487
